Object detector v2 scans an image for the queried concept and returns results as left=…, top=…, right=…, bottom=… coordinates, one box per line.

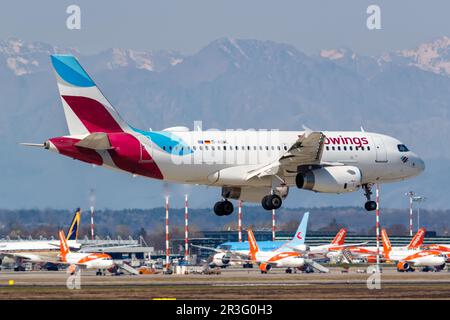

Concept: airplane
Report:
left=216, top=212, right=309, bottom=252
left=23, top=54, right=425, bottom=216
left=58, top=230, right=114, bottom=275
left=247, top=229, right=328, bottom=274
left=0, top=208, right=82, bottom=265
left=336, top=227, right=427, bottom=263
left=381, top=228, right=446, bottom=272
left=421, top=244, right=450, bottom=261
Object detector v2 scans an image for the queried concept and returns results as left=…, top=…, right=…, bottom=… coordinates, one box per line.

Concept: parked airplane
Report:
left=58, top=230, right=114, bottom=275
left=0, top=208, right=82, bottom=265
left=23, top=55, right=425, bottom=215
left=247, top=229, right=328, bottom=273
left=381, top=228, right=446, bottom=272
left=216, top=212, right=309, bottom=252
left=199, top=212, right=309, bottom=267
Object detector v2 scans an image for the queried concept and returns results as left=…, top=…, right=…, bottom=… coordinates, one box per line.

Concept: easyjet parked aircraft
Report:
left=58, top=230, right=114, bottom=275
left=23, top=55, right=424, bottom=215
left=337, top=227, right=427, bottom=263
left=247, top=229, right=328, bottom=273
left=381, top=228, right=446, bottom=272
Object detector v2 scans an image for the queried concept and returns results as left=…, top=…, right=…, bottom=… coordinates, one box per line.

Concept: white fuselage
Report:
left=134, top=130, right=424, bottom=186
left=65, top=252, right=114, bottom=269
left=0, top=240, right=80, bottom=252
left=387, top=249, right=446, bottom=267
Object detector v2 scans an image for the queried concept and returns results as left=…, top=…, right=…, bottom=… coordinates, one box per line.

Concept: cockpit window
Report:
left=397, top=144, right=409, bottom=152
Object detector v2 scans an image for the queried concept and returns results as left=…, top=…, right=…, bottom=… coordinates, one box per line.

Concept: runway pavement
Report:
left=0, top=267, right=448, bottom=299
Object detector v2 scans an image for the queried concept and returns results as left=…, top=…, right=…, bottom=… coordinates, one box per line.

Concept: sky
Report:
left=1, top=1, right=449, bottom=55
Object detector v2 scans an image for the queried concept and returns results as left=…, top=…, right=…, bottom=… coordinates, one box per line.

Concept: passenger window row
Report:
left=325, top=146, right=371, bottom=151
left=162, top=145, right=289, bottom=152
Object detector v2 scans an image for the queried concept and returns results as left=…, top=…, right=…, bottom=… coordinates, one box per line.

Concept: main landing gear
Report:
left=363, top=184, right=377, bottom=211
left=214, top=199, right=234, bottom=216
left=261, top=194, right=282, bottom=211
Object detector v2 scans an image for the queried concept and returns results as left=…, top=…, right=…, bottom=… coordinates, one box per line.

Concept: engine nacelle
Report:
left=211, top=253, right=231, bottom=267
left=296, top=166, right=362, bottom=193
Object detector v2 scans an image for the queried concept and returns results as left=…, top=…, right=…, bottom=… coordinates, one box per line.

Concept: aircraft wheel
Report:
left=364, top=201, right=377, bottom=211
left=214, top=201, right=225, bottom=216
left=269, top=194, right=282, bottom=209
left=261, top=196, right=271, bottom=210
left=222, top=200, right=234, bottom=216
left=214, top=200, right=234, bottom=216
left=261, top=195, right=282, bottom=210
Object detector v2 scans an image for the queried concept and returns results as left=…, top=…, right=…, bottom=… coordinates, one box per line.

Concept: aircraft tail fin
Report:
left=247, top=229, right=259, bottom=261
left=407, top=227, right=426, bottom=250
left=381, top=228, right=391, bottom=259
left=331, top=228, right=347, bottom=246
left=59, top=230, right=70, bottom=262
left=50, top=54, right=130, bottom=135
left=286, top=212, right=309, bottom=247
left=66, top=208, right=81, bottom=241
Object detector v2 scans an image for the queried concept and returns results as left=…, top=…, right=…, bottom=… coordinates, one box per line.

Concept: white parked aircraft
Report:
left=24, top=55, right=425, bottom=215
left=0, top=208, right=82, bottom=264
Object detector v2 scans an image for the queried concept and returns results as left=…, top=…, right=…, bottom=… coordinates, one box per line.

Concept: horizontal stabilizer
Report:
left=20, top=143, right=45, bottom=148
left=75, top=132, right=113, bottom=150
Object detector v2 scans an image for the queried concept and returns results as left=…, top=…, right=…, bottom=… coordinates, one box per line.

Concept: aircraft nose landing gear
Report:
left=214, top=200, right=234, bottom=216
left=363, top=184, right=377, bottom=211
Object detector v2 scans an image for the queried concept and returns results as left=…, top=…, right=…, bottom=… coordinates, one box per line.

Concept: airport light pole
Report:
left=412, top=195, right=426, bottom=232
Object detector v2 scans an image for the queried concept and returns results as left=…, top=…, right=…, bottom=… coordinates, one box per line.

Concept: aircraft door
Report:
left=372, top=136, right=387, bottom=163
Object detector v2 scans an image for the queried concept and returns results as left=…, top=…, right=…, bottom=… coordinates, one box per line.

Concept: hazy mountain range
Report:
left=1, top=36, right=450, bottom=210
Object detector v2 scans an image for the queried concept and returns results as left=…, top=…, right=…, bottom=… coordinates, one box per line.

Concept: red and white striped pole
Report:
left=90, top=205, right=95, bottom=240
left=409, top=194, right=413, bottom=237
left=238, top=200, right=243, bottom=242
left=375, top=184, right=380, bottom=268
left=184, top=194, right=189, bottom=262
left=272, top=207, right=276, bottom=241
left=165, top=196, right=170, bottom=269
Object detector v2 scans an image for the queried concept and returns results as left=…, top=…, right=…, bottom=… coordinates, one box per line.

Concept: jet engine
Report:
left=296, top=166, right=361, bottom=193
left=397, top=261, right=413, bottom=272
left=210, top=253, right=231, bottom=268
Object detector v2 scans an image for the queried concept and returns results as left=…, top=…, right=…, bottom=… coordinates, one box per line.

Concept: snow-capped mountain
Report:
left=320, top=36, right=450, bottom=78
left=0, top=37, right=450, bottom=210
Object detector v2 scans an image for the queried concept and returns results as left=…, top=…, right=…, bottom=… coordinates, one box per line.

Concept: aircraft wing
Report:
left=0, top=251, right=59, bottom=264
left=191, top=244, right=251, bottom=261
left=246, top=128, right=326, bottom=180
left=328, top=242, right=370, bottom=250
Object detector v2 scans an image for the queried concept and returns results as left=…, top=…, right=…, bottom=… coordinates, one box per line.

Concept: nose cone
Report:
left=413, top=156, right=425, bottom=173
